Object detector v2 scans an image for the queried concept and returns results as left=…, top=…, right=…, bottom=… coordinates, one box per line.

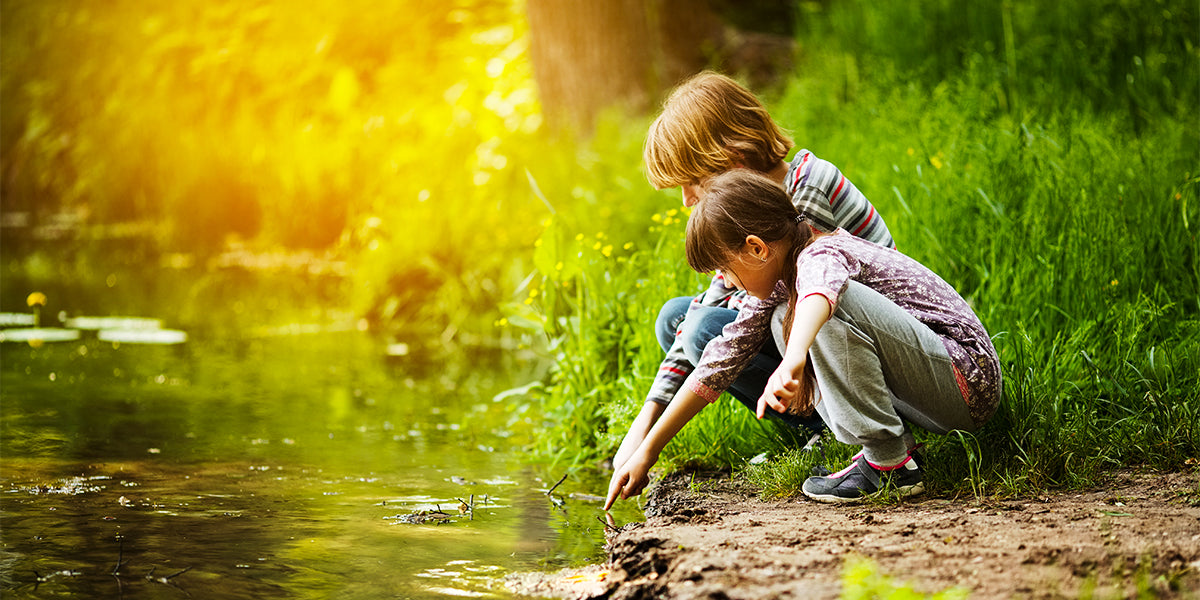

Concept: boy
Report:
left=607, top=72, right=896, bottom=506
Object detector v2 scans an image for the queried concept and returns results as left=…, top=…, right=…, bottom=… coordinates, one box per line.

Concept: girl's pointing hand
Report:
left=604, top=450, right=653, bottom=510
left=758, top=368, right=799, bottom=418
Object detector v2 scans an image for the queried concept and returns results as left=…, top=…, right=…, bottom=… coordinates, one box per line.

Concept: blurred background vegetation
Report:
left=3, top=0, right=1198, bottom=492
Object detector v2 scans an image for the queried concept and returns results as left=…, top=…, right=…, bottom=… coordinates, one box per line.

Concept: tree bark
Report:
left=526, top=0, right=723, bottom=133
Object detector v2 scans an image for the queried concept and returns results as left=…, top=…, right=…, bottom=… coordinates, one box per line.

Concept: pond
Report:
left=1, top=327, right=642, bottom=599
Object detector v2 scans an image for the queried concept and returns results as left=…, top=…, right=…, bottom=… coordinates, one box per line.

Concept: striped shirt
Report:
left=644, top=150, right=894, bottom=406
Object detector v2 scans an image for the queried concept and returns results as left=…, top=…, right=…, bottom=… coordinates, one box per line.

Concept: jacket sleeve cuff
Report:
left=688, top=380, right=722, bottom=404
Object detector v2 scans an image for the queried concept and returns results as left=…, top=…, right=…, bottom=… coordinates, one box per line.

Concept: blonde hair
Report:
left=644, top=71, right=793, bottom=189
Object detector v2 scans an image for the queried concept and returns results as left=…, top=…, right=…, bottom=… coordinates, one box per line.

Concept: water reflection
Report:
left=1, top=332, right=641, bottom=599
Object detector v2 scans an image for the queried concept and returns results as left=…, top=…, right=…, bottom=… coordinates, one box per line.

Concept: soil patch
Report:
left=508, top=469, right=1200, bottom=599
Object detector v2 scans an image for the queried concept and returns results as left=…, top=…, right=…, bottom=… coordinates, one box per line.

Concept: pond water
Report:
left=1, top=330, right=641, bottom=599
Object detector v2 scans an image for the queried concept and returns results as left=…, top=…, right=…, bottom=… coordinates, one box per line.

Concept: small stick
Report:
left=163, top=566, right=192, bottom=580
left=595, top=515, right=619, bottom=532
left=112, top=538, right=128, bottom=576
left=546, top=473, right=568, bottom=496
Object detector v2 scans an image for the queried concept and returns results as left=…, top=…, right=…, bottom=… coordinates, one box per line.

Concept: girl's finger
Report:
left=771, top=395, right=788, bottom=412
left=605, top=473, right=627, bottom=509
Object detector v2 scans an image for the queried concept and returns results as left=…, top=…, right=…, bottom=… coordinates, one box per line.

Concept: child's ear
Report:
left=744, top=235, right=770, bottom=262
left=725, top=146, right=745, bottom=169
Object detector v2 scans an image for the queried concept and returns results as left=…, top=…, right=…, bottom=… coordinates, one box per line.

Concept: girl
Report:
left=605, top=171, right=1001, bottom=507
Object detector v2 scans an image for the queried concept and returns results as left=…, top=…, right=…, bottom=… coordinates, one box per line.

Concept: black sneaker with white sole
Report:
left=802, top=453, right=924, bottom=504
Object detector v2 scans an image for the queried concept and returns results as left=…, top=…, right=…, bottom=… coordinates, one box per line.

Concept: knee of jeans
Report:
left=655, top=296, right=694, bottom=352
left=676, top=315, right=716, bottom=364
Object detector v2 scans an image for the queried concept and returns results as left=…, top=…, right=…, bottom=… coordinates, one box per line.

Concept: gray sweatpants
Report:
left=771, top=281, right=977, bottom=467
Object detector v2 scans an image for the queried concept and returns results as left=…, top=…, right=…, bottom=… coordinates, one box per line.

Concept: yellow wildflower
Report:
left=27, top=292, right=47, bottom=307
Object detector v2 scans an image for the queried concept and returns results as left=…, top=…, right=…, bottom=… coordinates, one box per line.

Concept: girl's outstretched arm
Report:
left=604, top=388, right=708, bottom=510
left=611, top=401, right=666, bottom=473
left=759, top=294, right=832, bottom=417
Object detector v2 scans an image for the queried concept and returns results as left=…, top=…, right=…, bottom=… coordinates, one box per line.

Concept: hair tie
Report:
left=794, top=214, right=807, bottom=224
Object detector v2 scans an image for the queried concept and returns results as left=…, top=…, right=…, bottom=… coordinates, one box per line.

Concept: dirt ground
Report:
left=507, top=469, right=1200, bottom=599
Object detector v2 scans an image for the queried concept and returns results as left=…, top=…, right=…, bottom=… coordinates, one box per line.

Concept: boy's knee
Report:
left=655, top=296, right=694, bottom=352
left=676, top=307, right=733, bottom=363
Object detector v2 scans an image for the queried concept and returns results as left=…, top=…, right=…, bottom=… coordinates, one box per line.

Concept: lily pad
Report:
left=0, top=313, right=36, bottom=327
left=98, top=329, right=188, bottom=345
left=66, top=316, right=164, bottom=330
left=0, top=328, right=81, bottom=343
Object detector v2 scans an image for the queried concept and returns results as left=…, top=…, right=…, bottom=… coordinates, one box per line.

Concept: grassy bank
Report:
left=516, top=0, right=1200, bottom=496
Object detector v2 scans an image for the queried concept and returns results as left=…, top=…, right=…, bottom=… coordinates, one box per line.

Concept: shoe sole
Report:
left=803, top=482, right=926, bottom=504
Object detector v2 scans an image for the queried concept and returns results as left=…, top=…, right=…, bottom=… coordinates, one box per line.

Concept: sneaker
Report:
left=802, top=454, right=924, bottom=504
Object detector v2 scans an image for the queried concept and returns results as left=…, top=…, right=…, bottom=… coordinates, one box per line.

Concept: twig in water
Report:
left=546, top=473, right=569, bottom=496
left=596, top=515, right=619, bottom=533
left=112, top=537, right=128, bottom=576
left=162, top=566, right=193, bottom=581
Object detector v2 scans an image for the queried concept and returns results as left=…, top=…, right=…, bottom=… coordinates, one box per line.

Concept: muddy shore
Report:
left=508, top=469, right=1200, bottom=599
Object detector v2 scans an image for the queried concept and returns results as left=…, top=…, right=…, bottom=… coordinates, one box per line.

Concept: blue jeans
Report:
left=656, top=297, right=825, bottom=433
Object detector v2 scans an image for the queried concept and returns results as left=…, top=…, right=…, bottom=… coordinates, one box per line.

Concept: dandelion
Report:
left=495, top=318, right=508, bottom=327
left=528, top=288, right=539, bottom=298
left=651, top=213, right=663, bottom=223
left=524, top=297, right=534, bottom=305
left=666, top=208, right=678, bottom=217
left=624, top=242, right=634, bottom=250
left=601, top=245, right=612, bottom=257
left=1110, top=279, right=1119, bottom=287
left=593, top=242, right=602, bottom=250
left=555, top=261, right=563, bottom=271
left=930, top=155, right=944, bottom=169
left=27, top=292, right=46, bottom=328
left=575, top=233, right=584, bottom=241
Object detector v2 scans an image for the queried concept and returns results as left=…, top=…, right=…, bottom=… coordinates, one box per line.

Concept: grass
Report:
left=516, top=0, right=1200, bottom=499
left=839, top=556, right=969, bottom=600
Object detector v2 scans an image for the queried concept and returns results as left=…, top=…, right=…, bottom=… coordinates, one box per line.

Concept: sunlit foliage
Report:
left=2, top=0, right=542, bottom=340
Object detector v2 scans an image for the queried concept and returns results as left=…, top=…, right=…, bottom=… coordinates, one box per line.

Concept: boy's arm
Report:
left=605, top=386, right=709, bottom=509
left=791, top=186, right=839, bottom=233
left=644, top=275, right=738, bottom=406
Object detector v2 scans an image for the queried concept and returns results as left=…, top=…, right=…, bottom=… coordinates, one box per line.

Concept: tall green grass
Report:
left=516, top=0, right=1198, bottom=495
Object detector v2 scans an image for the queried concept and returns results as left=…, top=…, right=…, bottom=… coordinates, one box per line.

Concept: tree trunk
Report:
left=526, top=0, right=723, bottom=133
